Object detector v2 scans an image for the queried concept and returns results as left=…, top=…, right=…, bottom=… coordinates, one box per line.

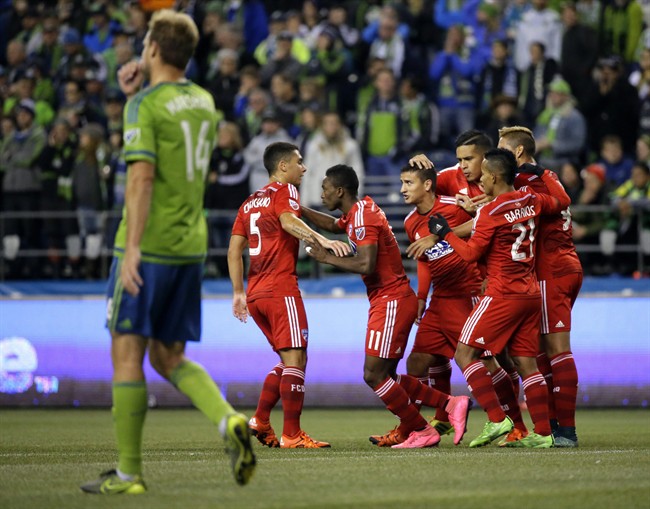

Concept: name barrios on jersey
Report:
left=244, top=196, right=271, bottom=213
left=504, top=205, right=535, bottom=223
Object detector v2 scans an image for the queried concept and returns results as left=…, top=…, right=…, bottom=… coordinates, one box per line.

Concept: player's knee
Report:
left=363, top=369, right=383, bottom=388
left=406, top=354, right=428, bottom=377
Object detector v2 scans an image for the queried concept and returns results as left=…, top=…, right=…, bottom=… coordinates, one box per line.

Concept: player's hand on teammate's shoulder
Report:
left=232, top=292, right=249, bottom=323
left=408, top=154, right=434, bottom=169
left=118, top=59, right=145, bottom=98
left=406, top=235, right=437, bottom=259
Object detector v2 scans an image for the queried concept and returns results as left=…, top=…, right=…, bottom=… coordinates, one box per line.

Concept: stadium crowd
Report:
left=0, top=0, right=649, bottom=280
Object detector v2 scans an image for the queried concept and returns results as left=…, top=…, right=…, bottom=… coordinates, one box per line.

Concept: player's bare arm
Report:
left=405, top=235, right=437, bottom=259
left=408, top=153, right=435, bottom=169
left=121, top=161, right=154, bottom=296
left=227, top=234, right=249, bottom=322
left=306, top=235, right=377, bottom=275
left=279, top=212, right=350, bottom=257
left=300, top=206, right=344, bottom=233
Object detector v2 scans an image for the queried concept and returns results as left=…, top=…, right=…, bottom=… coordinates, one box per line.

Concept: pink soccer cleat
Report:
left=391, top=424, right=441, bottom=449
left=446, top=395, right=471, bottom=445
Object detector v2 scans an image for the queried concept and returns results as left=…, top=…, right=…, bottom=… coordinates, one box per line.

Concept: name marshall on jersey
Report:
left=164, top=94, right=213, bottom=115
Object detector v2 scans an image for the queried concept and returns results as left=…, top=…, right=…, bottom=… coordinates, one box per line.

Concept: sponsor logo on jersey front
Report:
left=424, top=240, right=454, bottom=261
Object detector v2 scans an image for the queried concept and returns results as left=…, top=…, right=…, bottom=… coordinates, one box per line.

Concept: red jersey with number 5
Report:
left=232, top=182, right=301, bottom=301
left=448, top=186, right=569, bottom=299
left=335, top=196, right=412, bottom=302
left=403, top=196, right=482, bottom=297
left=514, top=170, right=582, bottom=279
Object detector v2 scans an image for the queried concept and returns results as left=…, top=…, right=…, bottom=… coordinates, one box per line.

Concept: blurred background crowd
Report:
left=0, top=0, right=649, bottom=280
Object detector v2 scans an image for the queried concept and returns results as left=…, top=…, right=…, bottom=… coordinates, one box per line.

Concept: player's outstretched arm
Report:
left=121, top=161, right=154, bottom=296
left=227, top=234, right=249, bottom=322
left=300, top=206, right=343, bottom=233
left=305, top=235, right=377, bottom=275
left=280, top=212, right=350, bottom=257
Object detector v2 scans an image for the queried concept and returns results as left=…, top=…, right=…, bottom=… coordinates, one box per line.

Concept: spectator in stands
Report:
left=0, top=99, right=46, bottom=278
left=104, top=87, right=124, bottom=134
left=598, top=134, right=635, bottom=187
left=295, top=102, right=320, bottom=156
left=470, top=2, right=507, bottom=67
left=534, top=77, right=587, bottom=171
left=260, top=31, right=304, bottom=87
left=399, top=74, right=439, bottom=156
left=303, top=111, right=364, bottom=208
left=602, top=0, right=643, bottom=64
left=430, top=25, right=480, bottom=150
left=207, top=48, right=240, bottom=120
left=559, top=159, right=584, bottom=204
left=630, top=47, right=650, bottom=135
left=223, top=0, right=268, bottom=56
left=503, top=0, right=531, bottom=40
left=38, top=117, right=78, bottom=278
left=518, top=41, right=558, bottom=125
left=5, top=39, right=27, bottom=84
left=243, top=106, right=292, bottom=193
left=637, top=134, right=650, bottom=165
left=83, top=3, right=116, bottom=54
left=301, top=0, right=323, bottom=49
left=233, top=65, right=261, bottom=120
left=560, top=2, right=598, bottom=106
left=576, top=0, right=602, bottom=30
left=71, top=122, right=105, bottom=280
left=583, top=56, right=639, bottom=155
left=104, top=127, right=125, bottom=253
left=254, top=11, right=309, bottom=68
left=3, top=67, right=54, bottom=126
left=30, top=16, right=64, bottom=78
left=102, top=25, right=136, bottom=89
left=484, top=94, right=526, bottom=146
left=238, top=86, right=270, bottom=144
left=357, top=68, right=406, bottom=177
left=514, top=0, right=562, bottom=72
left=315, top=5, right=359, bottom=52
left=204, top=121, right=250, bottom=278
left=572, top=163, right=611, bottom=274
left=368, top=9, right=406, bottom=79
left=476, top=39, right=519, bottom=124
left=270, top=72, right=300, bottom=136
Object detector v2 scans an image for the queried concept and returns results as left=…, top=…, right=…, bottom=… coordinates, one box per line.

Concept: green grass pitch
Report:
left=1, top=408, right=649, bottom=509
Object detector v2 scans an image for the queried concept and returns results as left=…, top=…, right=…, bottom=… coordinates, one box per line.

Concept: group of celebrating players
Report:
left=229, top=127, right=582, bottom=451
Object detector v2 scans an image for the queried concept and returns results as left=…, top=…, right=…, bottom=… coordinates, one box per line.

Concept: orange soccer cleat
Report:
left=369, top=426, right=407, bottom=447
left=280, top=430, right=331, bottom=448
left=248, top=416, right=280, bottom=448
left=498, top=427, right=529, bottom=447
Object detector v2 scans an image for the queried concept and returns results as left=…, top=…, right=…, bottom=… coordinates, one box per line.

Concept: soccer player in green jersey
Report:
left=80, top=10, right=255, bottom=495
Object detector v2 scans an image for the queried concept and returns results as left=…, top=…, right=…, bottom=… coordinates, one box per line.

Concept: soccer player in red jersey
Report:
left=498, top=126, right=583, bottom=447
left=227, top=142, right=350, bottom=449
left=302, top=164, right=470, bottom=449
left=428, top=148, right=572, bottom=448
left=398, top=164, right=527, bottom=441
left=410, top=129, right=493, bottom=200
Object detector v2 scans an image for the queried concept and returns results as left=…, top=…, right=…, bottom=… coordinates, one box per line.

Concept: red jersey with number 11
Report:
left=232, top=182, right=301, bottom=302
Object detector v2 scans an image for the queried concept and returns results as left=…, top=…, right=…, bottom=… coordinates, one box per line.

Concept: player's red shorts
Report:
left=539, top=272, right=583, bottom=334
left=366, top=292, right=418, bottom=359
left=248, top=296, right=308, bottom=352
left=411, top=295, right=479, bottom=359
left=459, top=295, right=541, bottom=357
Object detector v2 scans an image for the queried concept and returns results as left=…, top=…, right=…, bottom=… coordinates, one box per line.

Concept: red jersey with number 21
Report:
left=232, top=182, right=301, bottom=301
left=335, top=196, right=412, bottom=303
left=448, top=185, right=568, bottom=299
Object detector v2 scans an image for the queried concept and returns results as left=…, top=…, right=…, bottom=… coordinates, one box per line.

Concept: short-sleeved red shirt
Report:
left=436, top=164, right=484, bottom=198
left=336, top=196, right=412, bottom=302
left=232, top=182, right=301, bottom=301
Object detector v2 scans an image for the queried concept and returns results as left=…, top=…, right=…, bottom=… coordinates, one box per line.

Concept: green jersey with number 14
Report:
left=115, top=81, right=217, bottom=263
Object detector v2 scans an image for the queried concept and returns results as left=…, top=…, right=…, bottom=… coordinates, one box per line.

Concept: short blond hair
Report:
left=498, top=125, right=536, bottom=157
left=148, top=10, right=199, bottom=70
